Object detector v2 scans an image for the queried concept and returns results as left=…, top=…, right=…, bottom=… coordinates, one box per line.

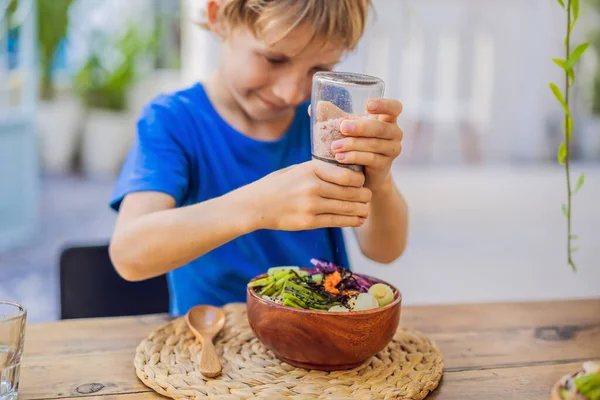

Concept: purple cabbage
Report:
left=309, top=258, right=373, bottom=292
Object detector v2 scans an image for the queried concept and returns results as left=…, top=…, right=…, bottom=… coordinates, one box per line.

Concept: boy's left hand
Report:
left=331, top=99, right=403, bottom=191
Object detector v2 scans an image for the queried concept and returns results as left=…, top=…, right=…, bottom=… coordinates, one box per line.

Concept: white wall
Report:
left=343, top=0, right=571, bottom=164
left=345, top=163, right=600, bottom=306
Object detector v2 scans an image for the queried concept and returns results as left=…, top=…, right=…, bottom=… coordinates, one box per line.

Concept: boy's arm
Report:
left=109, top=191, right=257, bottom=281
left=109, top=161, right=371, bottom=281
left=353, top=176, right=408, bottom=264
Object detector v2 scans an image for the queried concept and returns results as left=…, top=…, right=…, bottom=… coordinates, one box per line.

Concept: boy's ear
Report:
left=206, top=0, right=228, bottom=39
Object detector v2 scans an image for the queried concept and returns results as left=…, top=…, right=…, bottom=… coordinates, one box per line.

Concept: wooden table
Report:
left=19, top=299, right=600, bottom=400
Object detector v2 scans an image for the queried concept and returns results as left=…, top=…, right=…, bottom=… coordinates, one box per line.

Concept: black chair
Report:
left=59, top=244, right=170, bottom=319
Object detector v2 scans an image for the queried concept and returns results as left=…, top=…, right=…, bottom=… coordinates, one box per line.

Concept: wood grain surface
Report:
left=18, top=298, right=600, bottom=399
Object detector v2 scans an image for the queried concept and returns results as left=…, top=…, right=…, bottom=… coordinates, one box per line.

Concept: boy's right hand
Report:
left=239, top=160, right=371, bottom=231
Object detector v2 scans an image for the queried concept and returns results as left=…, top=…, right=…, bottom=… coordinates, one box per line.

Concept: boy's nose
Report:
left=273, top=76, right=308, bottom=106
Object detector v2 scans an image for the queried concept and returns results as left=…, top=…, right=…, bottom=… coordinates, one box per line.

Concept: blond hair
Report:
left=201, top=0, right=372, bottom=51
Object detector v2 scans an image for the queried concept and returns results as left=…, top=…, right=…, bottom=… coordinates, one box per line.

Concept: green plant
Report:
left=73, top=24, right=156, bottom=111
left=551, top=0, right=590, bottom=271
left=36, top=0, right=74, bottom=100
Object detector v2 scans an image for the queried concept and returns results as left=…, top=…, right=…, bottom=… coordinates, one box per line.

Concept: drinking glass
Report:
left=0, top=301, right=26, bottom=400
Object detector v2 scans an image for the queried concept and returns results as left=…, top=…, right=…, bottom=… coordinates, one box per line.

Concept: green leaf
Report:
left=565, top=116, right=573, bottom=141
left=554, top=58, right=575, bottom=86
left=571, top=247, right=579, bottom=253
left=558, top=142, right=568, bottom=165
left=557, top=0, right=565, bottom=7
left=565, top=43, right=589, bottom=70
left=554, top=59, right=576, bottom=86
left=550, top=83, right=569, bottom=115
left=549, top=83, right=565, bottom=103
left=574, top=173, right=585, bottom=193
left=570, top=234, right=579, bottom=240
left=568, top=68, right=575, bottom=87
left=572, top=0, right=580, bottom=22
left=562, top=203, right=569, bottom=216
left=552, top=58, right=566, bottom=69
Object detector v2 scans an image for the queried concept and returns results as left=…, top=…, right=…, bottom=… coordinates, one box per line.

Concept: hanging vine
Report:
left=550, top=0, right=589, bottom=271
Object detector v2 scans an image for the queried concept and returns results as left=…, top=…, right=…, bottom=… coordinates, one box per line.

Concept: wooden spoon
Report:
left=185, top=305, right=226, bottom=378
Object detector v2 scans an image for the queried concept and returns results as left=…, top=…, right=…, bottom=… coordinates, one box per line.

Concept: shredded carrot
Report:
left=323, top=271, right=342, bottom=295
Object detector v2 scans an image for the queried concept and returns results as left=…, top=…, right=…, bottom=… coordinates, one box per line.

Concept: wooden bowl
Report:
left=550, top=376, right=567, bottom=400
left=246, top=270, right=402, bottom=371
left=550, top=370, right=582, bottom=400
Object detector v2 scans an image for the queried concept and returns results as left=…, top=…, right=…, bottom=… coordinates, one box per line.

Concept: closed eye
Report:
left=265, top=56, right=286, bottom=65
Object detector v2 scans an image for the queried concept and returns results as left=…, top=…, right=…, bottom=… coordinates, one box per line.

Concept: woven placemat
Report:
left=134, top=303, right=444, bottom=400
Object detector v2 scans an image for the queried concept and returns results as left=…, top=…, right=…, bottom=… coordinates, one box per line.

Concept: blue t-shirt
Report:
left=110, top=83, right=350, bottom=316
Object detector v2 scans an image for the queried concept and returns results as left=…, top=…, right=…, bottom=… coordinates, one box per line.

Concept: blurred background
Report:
left=0, top=0, right=599, bottom=322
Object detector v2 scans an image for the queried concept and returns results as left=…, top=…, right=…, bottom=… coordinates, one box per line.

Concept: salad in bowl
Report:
left=553, top=362, right=600, bottom=400
left=247, top=258, right=395, bottom=312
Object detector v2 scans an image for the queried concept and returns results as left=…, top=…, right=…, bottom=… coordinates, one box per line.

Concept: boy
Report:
left=108, top=0, right=409, bottom=316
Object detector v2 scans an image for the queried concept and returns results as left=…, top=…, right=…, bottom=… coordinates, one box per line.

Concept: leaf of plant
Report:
left=572, top=0, right=580, bottom=22
left=574, top=173, right=585, bottom=193
left=558, top=142, right=568, bottom=165
left=550, top=83, right=569, bottom=115
left=552, top=58, right=566, bottom=69
left=557, top=0, right=565, bottom=7
left=562, top=203, right=568, bottom=217
left=565, top=43, right=589, bottom=70
left=570, top=234, right=578, bottom=240
left=554, top=58, right=575, bottom=85
left=571, top=247, right=579, bottom=253
left=568, top=68, right=575, bottom=87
